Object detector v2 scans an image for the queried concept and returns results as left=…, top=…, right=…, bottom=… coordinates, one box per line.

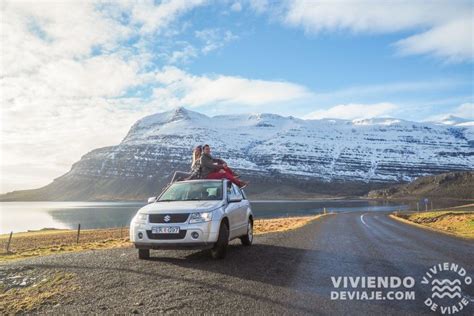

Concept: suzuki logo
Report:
left=164, top=215, right=171, bottom=222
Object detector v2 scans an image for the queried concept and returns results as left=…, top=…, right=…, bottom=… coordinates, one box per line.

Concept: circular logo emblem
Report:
left=421, top=262, right=472, bottom=314
left=164, top=215, right=171, bottom=222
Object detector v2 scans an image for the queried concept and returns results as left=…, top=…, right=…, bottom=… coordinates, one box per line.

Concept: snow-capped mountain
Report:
left=98, top=107, right=473, bottom=182
left=430, top=115, right=473, bottom=126
left=2, top=107, right=473, bottom=201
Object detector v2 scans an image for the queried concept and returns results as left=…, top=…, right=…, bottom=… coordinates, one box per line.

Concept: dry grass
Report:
left=0, top=227, right=131, bottom=263
left=0, top=215, right=324, bottom=262
left=0, top=272, right=78, bottom=314
left=254, top=215, right=323, bottom=235
left=394, top=209, right=474, bottom=239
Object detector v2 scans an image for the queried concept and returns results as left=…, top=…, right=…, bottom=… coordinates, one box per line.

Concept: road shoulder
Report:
left=389, top=212, right=474, bottom=240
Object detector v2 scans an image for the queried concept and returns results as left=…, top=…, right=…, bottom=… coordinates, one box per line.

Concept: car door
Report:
left=231, top=183, right=247, bottom=235
left=225, top=182, right=241, bottom=239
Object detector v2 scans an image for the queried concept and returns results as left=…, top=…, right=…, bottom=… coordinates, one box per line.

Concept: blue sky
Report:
left=1, top=0, right=473, bottom=192
left=184, top=8, right=472, bottom=119
left=101, top=0, right=473, bottom=120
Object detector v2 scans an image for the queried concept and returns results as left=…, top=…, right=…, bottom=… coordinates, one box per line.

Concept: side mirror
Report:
left=147, top=197, right=157, bottom=204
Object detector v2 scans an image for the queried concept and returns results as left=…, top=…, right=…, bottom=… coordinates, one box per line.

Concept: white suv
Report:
left=130, top=179, right=253, bottom=259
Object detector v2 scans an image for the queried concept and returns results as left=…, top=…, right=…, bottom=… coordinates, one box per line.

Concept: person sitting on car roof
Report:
left=171, top=145, right=203, bottom=182
left=200, top=144, right=248, bottom=188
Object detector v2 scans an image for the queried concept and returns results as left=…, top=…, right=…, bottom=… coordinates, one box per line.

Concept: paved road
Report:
left=1, top=211, right=473, bottom=315
left=291, top=212, right=474, bottom=315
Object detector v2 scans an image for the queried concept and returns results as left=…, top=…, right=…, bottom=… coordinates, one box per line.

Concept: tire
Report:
left=240, top=219, right=253, bottom=246
left=210, top=221, right=229, bottom=259
left=138, top=249, right=150, bottom=260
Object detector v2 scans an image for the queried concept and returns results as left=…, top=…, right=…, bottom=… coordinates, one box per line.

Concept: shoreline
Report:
left=2, top=199, right=471, bottom=235
left=0, top=196, right=364, bottom=203
left=0, top=214, right=327, bottom=263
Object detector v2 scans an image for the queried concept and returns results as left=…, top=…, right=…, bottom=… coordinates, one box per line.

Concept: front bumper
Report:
left=130, top=220, right=220, bottom=249
left=133, top=242, right=214, bottom=250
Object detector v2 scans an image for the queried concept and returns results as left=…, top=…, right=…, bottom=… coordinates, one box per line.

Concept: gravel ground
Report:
left=0, top=219, right=320, bottom=315
left=2, top=212, right=473, bottom=315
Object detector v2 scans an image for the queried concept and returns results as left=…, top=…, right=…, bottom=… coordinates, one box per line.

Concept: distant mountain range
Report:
left=1, top=107, right=473, bottom=201
left=368, top=171, right=474, bottom=200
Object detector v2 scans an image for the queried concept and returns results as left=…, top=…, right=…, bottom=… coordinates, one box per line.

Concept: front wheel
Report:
left=210, top=221, right=229, bottom=259
left=240, top=219, right=253, bottom=246
left=138, top=249, right=150, bottom=260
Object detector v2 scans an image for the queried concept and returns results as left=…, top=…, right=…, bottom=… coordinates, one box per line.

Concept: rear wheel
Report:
left=210, top=221, right=229, bottom=259
left=138, top=249, right=150, bottom=260
left=240, top=219, right=253, bottom=246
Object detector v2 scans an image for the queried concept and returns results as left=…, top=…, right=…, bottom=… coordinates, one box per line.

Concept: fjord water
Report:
left=0, top=200, right=410, bottom=233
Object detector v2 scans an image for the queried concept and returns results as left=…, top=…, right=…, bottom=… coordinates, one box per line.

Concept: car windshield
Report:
left=158, top=181, right=223, bottom=201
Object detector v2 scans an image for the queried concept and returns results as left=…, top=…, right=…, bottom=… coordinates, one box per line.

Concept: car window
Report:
left=158, top=181, right=223, bottom=201
left=227, top=182, right=234, bottom=199
left=240, top=188, right=247, bottom=200
left=231, top=183, right=243, bottom=200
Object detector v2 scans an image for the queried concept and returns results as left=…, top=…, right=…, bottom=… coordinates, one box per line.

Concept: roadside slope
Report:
left=391, top=206, right=474, bottom=239
left=368, top=171, right=474, bottom=200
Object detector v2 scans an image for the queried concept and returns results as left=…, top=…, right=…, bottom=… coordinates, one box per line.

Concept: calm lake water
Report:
left=0, top=200, right=410, bottom=233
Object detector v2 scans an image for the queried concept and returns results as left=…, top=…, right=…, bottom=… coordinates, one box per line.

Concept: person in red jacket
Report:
left=200, top=144, right=248, bottom=188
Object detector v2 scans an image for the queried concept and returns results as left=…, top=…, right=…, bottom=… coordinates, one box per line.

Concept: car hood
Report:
left=138, top=200, right=224, bottom=214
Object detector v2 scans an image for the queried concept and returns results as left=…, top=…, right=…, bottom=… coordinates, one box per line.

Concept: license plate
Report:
left=152, top=226, right=180, bottom=234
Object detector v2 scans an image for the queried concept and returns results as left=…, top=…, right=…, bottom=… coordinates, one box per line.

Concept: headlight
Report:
left=189, top=211, right=213, bottom=224
left=133, top=213, right=147, bottom=223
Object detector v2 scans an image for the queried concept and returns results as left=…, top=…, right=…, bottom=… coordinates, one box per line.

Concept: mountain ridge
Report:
left=1, top=107, right=473, bottom=201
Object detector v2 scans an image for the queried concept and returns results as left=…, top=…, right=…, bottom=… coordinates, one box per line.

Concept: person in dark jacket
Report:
left=200, top=144, right=248, bottom=188
left=171, top=145, right=203, bottom=182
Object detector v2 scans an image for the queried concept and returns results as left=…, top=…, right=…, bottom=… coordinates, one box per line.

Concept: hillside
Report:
left=1, top=107, right=473, bottom=201
left=368, top=171, right=474, bottom=200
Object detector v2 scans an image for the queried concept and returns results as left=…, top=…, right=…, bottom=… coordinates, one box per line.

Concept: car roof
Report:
left=174, top=179, right=225, bottom=184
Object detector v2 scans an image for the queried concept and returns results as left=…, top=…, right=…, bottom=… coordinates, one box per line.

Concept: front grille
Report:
left=146, top=230, right=187, bottom=240
left=149, top=213, right=189, bottom=223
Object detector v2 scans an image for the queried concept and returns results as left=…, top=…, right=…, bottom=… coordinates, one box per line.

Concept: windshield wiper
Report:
left=158, top=198, right=221, bottom=202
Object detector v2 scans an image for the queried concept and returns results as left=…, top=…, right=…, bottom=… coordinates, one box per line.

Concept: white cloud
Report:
left=168, top=43, right=199, bottom=64
left=0, top=97, right=155, bottom=193
left=424, top=103, right=474, bottom=127
left=248, top=0, right=269, bottom=14
left=1, top=1, right=131, bottom=76
left=304, top=103, right=398, bottom=120
left=231, top=2, right=242, bottom=12
left=0, top=0, right=209, bottom=193
left=455, top=103, right=474, bottom=119
left=0, top=0, right=310, bottom=193
left=428, top=103, right=474, bottom=121
left=312, top=79, right=466, bottom=102
left=264, top=0, right=473, bottom=62
left=129, top=0, right=207, bottom=34
left=195, top=28, right=238, bottom=54
left=282, top=1, right=445, bottom=33
left=152, top=66, right=312, bottom=107
left=395, top=18, right=473, bottom=62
